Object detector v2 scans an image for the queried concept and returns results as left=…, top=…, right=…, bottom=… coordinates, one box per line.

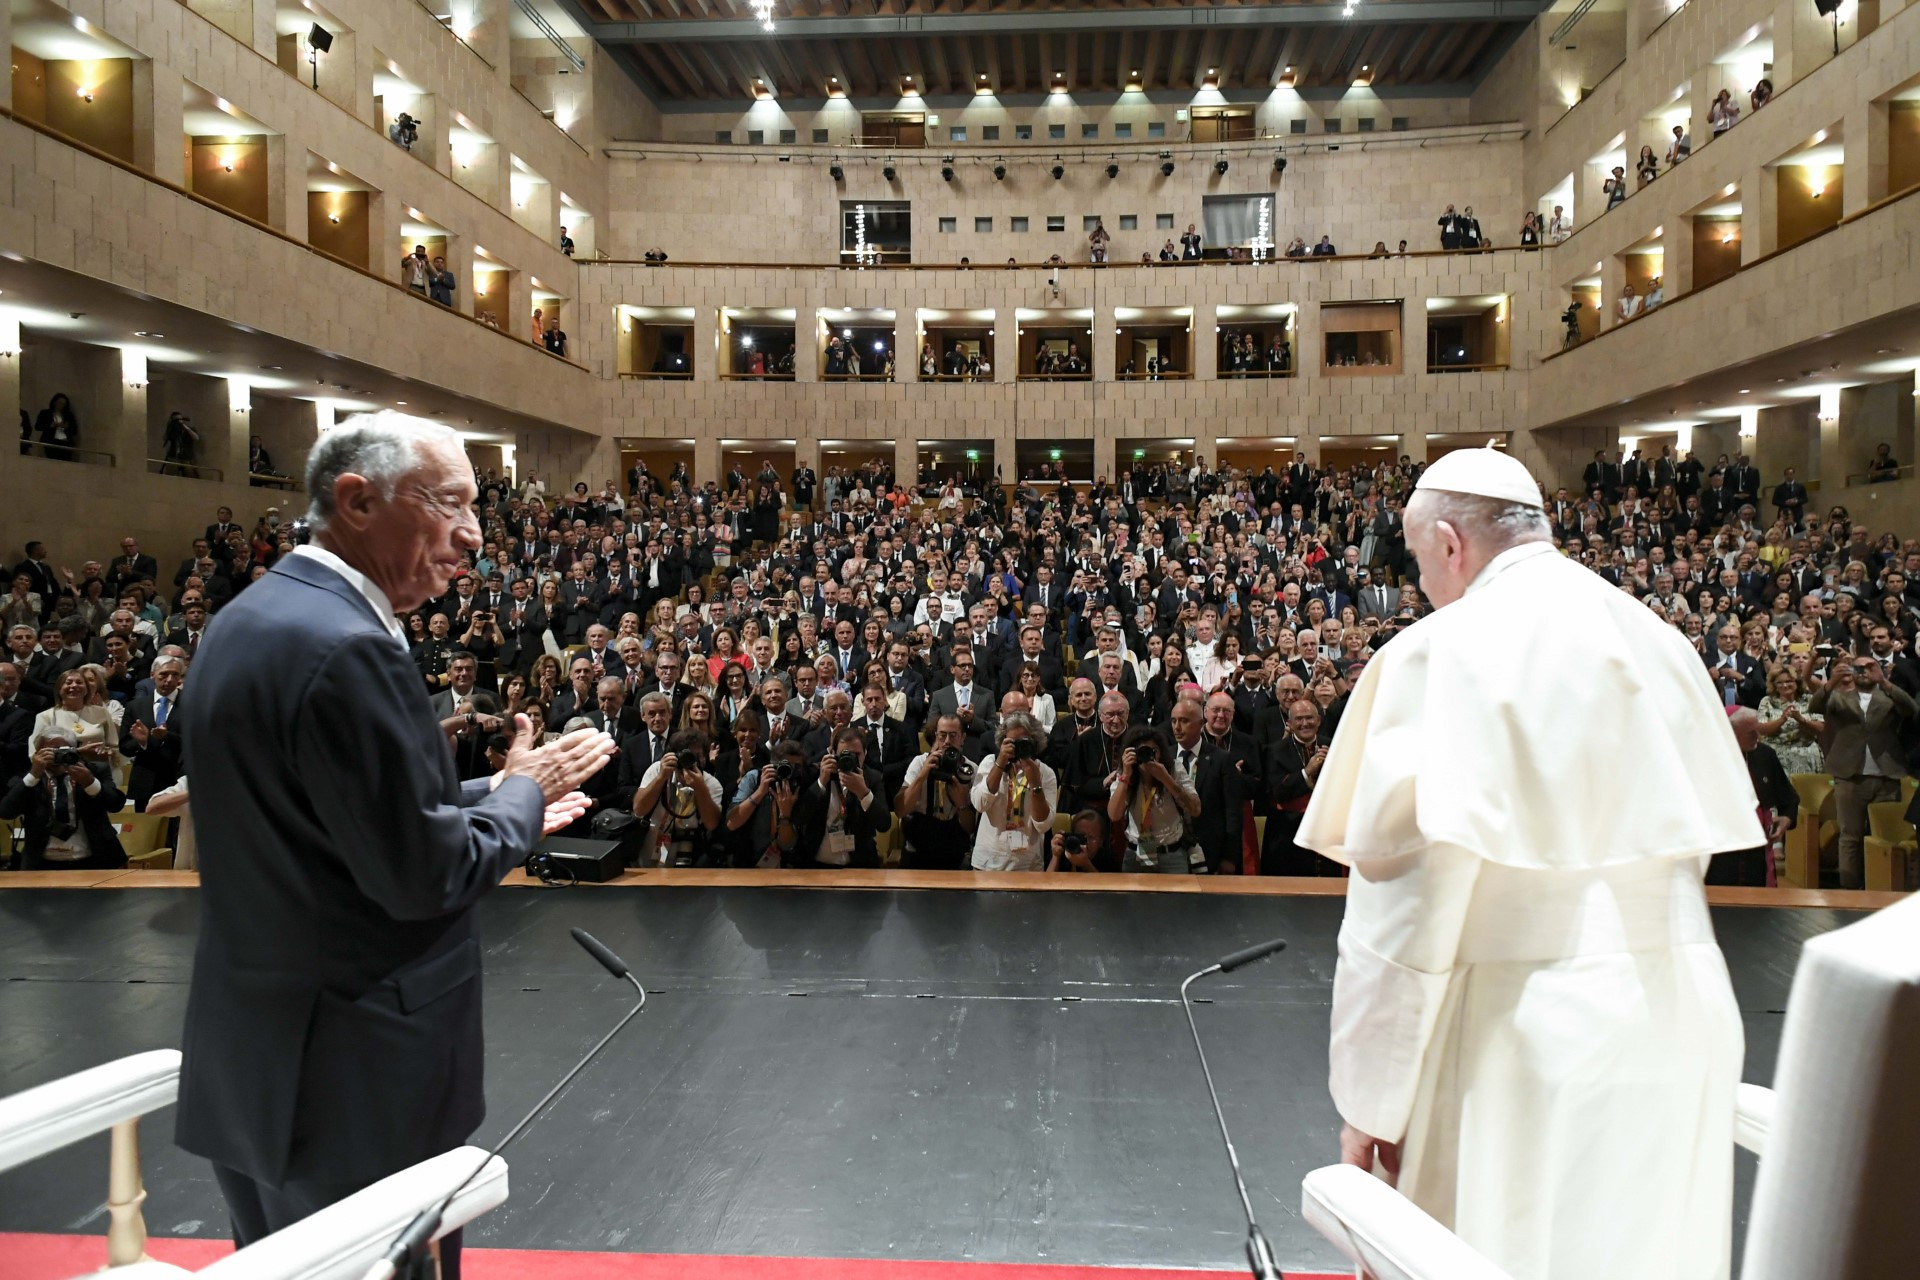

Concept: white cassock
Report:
left=1298, top=540, right=1763, bottom=1280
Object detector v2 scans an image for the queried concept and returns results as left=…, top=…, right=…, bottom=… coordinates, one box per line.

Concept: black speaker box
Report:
left=537, top=836, right=626, bottom=883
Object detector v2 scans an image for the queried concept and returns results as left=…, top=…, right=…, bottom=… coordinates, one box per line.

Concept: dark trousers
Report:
left=213, top=1162, right=461, bottom=1279
left=1260, top=810, right=1345, bottom=876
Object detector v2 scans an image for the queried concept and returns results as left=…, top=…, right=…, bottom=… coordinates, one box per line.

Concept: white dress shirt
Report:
left=291, top=544, right=406, bottom=645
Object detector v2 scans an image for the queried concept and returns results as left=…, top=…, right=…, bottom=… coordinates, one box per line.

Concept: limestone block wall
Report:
left=647, top=89, right=1478, bottom=150
left=602, top=128, right=1528, bottom=266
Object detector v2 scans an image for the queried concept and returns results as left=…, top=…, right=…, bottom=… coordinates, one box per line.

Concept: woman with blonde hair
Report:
left=1757, top=667, right=1824, bottom=776
left=33, top=669, right=120, bottom=768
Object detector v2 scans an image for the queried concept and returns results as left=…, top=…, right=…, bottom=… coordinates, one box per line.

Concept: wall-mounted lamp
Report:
left=1817, top=388, right=1840, bottom=426
left=0, top=315, right=19, bottom=359
left=77, top=87, right=94, bottom=103
left=120, top=348, right=148, bottom=389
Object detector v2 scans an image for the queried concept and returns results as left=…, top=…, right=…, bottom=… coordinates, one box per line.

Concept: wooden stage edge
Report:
left=0, top=867, right=1903, bottom=910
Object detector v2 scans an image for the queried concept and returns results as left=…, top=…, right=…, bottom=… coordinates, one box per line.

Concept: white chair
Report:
left=99, top=1145, right=509, bottom=1280
left=0, top=1049, right=181, bottom=1266
left=0, top=1049, right=508, bottom=1278
left=1301, top=893, right=1920, bottom=1280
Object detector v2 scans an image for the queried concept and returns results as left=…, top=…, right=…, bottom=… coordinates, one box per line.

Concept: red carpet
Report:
left=0, top=1232, right=1340, bottom=1278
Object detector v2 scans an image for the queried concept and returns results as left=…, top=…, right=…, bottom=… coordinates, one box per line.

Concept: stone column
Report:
left=893, top=309, right=917, bottom=383
left=694, top=307, right=720, bottom=382
left=443, top=234, right=475, bottom=318
left=105, top=349, right=149, bottom=474
left=994, top=306, right=1018, bottom=382
left=0, top=317, right=18, bottom=434
left=1667, top=217, right=1697, bottom=295
left=1293, top=302, right=1320, bottom=381
left=1600, top=255, right=1628, bottom=329
left=1741, top=166, right=1777, bottom=264
left=1193, top=301, right=1217, bottom=380
left=1296, top=432, right=1322, bottom=465
left=133, top=60, right=185, bottom=186
left=267, top=133, right=306, bottom=238
left=1844, top=99, right=1889, bottom=218
left=694, top=432, right=721, bottom=486
left=1092, top=298, right=1117, bottom=383
left=507, top=270, right=534, bottom=348
left=1401, top=297, right=1427, bottom=373
left=365, top=188, right=392, bottom=285
left=1398, top=433, right=1429, bottom=464
left=0, top=4, right=13, bottom=110
left=223, top=377, right=252, bottom=483
left=895, top=435, right=918, bottom=487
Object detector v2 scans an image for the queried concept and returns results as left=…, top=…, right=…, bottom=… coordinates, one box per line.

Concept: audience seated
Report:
left=9, top=442, right=1919, bottom=887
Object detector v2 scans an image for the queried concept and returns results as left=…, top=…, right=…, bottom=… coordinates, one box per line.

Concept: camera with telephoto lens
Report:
left=52, top=747, right=84, bottom=768
left=1133, top=742, right=1158, bottom=765
left=834, top=750, right=863, bottom=774
left=928, top=746, right=975, bottom=782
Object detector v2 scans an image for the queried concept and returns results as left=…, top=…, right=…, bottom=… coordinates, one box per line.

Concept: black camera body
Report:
left=1008, top=736, right=1038, bottom=761
left=51, top=747, right=84, bottom=768
left=834, top=750, right=863, bottom=774
left=770, top=760, right=802, bottom=786
left=928, top=746, right=974, bottom=782
left=1133, top=742, right=1158, bottom=765
left=1061, top=833, right=1087, bottom=855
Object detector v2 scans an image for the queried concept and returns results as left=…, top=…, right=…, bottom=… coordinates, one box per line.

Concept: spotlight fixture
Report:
left=829, top=163, right=844, bottom=181
left=1161, top=160, right=1175, bottom=177
left=941, top=164, right=955, bottom=182
left=1050, top=163, right=1064, bottom=180
left=1106, top=163, right=1119, bottom=179
left=883, top=165, right=897, bottom=181
left=1273, top=156, right=1287, bottom=175
left=1215, top=158, right=1229, bottom=175
left=993, top=164, right=1007, bottom=181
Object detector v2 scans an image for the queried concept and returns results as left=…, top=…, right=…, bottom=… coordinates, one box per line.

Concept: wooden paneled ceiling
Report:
left=563, top=0, right=1552, bottom=103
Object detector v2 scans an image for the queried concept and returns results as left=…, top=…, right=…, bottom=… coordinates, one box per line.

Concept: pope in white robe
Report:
left=1297, top=448, right=1763, bottom=1280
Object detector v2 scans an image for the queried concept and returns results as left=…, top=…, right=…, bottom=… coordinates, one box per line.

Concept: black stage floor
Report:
left=0, top=887, right=1863, bottom=1273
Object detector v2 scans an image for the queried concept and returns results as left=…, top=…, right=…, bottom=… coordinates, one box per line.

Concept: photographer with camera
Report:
left=896, top=713, right=979, bottom=871
left=793, top=726, right=891, bottom=868
left=1048, top=808, right=1117, bottom=873
left=1107, top=719, right=1203, bottom=874
left=968, top=712, right=1056, bottom=871
left=629, top=729, right=724, bottom=867
left=2, top=726, right=128, bottom=869
left=726, top=740, right=807, bottom=867
left=1561, top=300, right=1585, bottom=350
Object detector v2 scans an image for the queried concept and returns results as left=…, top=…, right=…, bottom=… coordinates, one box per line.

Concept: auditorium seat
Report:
left=115, top=808, right=175, bottom=870
left=1862, top=801, right=1917, bottom=892
left=1784, top=774, right=1835, bottom=889
left=1300, top=893, right=1920, bottom=1280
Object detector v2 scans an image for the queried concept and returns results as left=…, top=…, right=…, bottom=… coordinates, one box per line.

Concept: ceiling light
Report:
left=993, top=164, right=1006, bottom=181
left=1161, top=160, right=1175, bottom=177
left=1215, top=158, right=1229, bottom=175
left=1106, top=163, right=1119, bottom=179
left=1050, top=164, right=1064, bottom=180
left=829, top=163, right=844, bottom=181
left=883, top=164, right=897, bottom=181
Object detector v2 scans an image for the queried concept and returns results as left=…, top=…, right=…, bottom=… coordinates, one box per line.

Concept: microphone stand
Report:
left=361, top=929, right=646, bottom=1280
left=1181, top=937, right=1288, bottom=1280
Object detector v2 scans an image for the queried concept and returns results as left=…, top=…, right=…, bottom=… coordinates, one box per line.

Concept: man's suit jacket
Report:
left=24, top=649, right=82, bottom=706
left=791, top=767, right=891, bottom=868
left=858, top=717, right=912, bottom=794
left=1811, top=682, right=1917, bottom=779
left=995, top=652, right=1065, bottom=699
left=926, top=682, right=997, bottom=738
left=121, top=687, right=187, bottom=811
left=0, top=762, right=126, bottom=870
left=107, top=553, right=159, bottom=592
left=1702, top=650, right=1766, bottom=710
left=174, top=552, right=545, bottom=1188
left=1356, top=584, right=1399, bottom=621
left=1185, top=741, right=1246, bottom=874
left=0, top=698, right=31, bottom=782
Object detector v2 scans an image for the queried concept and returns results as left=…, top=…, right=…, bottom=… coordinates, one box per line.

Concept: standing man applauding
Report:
left=176, top=414, right=617, bottom=1276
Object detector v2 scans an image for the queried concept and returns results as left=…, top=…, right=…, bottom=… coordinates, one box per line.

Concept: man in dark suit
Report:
left=163, top=599, right=212, bottom=657
left=1811, top=656, right=1915, bottom=889
left=122, top=654, right=188, bottom=810
left=791, top=726, right=891, bottom=867
left=855, top=682, right=912, bottom=795
left=0, top=729, right=127, bottom=869
left=13, top=542, right=61, bottom=623
left=1168, top=698, right=1246, bottom=874
left=175, top=417, right=616, bottom=1274
left=430, top=653, right=506, bottom=782
left=615, top=691, right=677, bottom=808
left=994, top=624, right=1065, bottom=698
left=0, top=661, right=32, bottom=782
left=1703, top=623, right=1766, bottom=710
left=106, top=537, right=159, bottom=596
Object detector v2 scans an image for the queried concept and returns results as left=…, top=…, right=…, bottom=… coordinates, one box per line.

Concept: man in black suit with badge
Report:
left=176, top=415, right=617, bottom=1276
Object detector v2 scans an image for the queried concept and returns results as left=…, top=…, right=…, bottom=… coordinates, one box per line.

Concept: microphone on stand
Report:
left=1181, top=937, right=1289, bottom=1280
left=361, top=928, right=647, bottom=1280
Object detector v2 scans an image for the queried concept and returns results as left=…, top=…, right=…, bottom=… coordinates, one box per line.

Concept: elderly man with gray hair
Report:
left=175, top=412, right=617, bottom=1272
left=968, top=710, right=1058, bottom=871
left=1, top=725, right=127, bottom=869
left=1297, top=447, right=1763, bottom=1280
